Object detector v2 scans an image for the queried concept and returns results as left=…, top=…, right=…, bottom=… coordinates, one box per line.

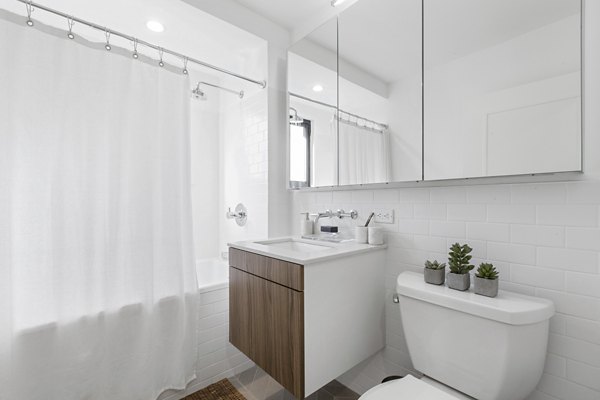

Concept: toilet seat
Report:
left=359, top=375, right=461, bottom=400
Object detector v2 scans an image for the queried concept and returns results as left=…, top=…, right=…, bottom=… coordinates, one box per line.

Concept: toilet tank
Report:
left=397, top=272, right=554, bottom=400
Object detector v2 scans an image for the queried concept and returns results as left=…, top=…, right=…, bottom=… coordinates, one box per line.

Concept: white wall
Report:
left=267, top=43, right=294, bottom=238
left=190, top=71, right=221, bottom=260
left=189, top=29, right=270, bottom=395
left=218, top=88, right=269, bottom=256
left=289, top=2, right=600, bottom=399
left=293, top=181, right=600, bottom=400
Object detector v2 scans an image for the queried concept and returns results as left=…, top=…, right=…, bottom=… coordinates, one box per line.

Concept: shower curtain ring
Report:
left=25, top=0, right=34, bottom=26
left=158, top=48, right=164, bottom=67
left=67, top=17, right=75, bottom=39
left=132, top=38, right=139, bottom=59
left=104, top=30, right=112, bottom=51
left=182, top=57, right=188, bottom=75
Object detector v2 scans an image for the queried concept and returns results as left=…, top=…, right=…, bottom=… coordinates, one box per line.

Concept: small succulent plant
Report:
left=476, top=263, right=499, bottom=280
left=424, top=260, right=446, bottom=270
left=448, top=243, right=474, bottom=275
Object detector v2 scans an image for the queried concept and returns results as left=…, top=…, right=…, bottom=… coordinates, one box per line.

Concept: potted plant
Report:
left=474, top=263, right=499, bottom=297
left=424, top=260, right=446, bottom=285
left=447, top=243, right=474, bottom=291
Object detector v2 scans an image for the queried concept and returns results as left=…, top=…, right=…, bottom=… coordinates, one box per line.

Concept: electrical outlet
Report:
left=373, top=209, right=394, bottom=224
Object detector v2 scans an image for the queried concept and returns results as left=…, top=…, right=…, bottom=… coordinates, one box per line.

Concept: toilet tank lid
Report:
left=396, top=272, right=555, bottom=325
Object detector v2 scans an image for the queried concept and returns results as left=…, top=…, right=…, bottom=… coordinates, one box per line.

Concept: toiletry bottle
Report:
left=300, top=212, right=313, bottom=236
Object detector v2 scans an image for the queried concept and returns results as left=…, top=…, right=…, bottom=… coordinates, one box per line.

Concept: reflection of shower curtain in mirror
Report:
left=0, top=10, right=197, bottom=400
left=338, top=121, right=390, bottom=185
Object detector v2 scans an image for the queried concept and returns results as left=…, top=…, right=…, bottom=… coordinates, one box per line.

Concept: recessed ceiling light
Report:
left=331, top=0, right=348, bottom=7
left=146, top=20, right=164, bottom=33
left=312, top=84, right=324, bottom=92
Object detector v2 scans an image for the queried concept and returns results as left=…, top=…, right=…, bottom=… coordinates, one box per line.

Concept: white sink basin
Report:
left=254, top=239, right=332, bottom=252
left=229, top=237, right=384, bottom=264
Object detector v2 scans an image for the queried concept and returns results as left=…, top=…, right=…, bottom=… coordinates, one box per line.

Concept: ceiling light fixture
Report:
left=312, top=84, right=324, bottom=92
left=331, top=0, right=348, bottom=7
left=146, top=20, right=164, bottom=33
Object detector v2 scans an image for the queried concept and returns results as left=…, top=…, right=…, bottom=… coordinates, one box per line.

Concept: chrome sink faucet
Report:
left=311, top=209, right=332, bottom=224
left=310, top=209, right=358, bottom=224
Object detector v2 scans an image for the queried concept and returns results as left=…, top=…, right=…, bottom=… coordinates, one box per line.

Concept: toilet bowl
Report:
left=360, top=375, right=471, bottom=400
left=360, top=272, right=555, bottom=400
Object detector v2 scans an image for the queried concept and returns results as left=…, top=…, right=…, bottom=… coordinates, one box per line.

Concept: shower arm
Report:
left=196, top=81, right=244, bottom=99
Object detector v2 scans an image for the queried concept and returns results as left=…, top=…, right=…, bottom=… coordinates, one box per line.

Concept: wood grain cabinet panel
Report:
left=229, top=248, right=247, bottom=271
left=229, top=248, right=303, bottom=291
left=229, top=266, right=305, bottom=398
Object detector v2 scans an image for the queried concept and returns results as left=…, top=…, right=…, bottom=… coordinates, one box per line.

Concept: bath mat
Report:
left=184, top=379, right=247, bottom=400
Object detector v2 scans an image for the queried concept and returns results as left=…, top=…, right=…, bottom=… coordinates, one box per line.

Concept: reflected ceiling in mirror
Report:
left=338, top=0, right=422, bottom=185
left=424, top=0, right=582, bottom=180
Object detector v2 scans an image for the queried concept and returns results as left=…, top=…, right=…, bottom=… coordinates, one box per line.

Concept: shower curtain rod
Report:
left=15, top=0, right=267, bottom=89
left=198, top=81, right=244, bottom=98
left=289, top=92, right=388, bottom=133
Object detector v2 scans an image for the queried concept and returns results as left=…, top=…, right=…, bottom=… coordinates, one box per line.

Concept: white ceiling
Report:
left=426, top=0, right=581, bottom=68
left=233, top=0, right=330, bottom=32
left=3, top=0, right=581, bottom=93
left=1, top=0, right=266, bottom=85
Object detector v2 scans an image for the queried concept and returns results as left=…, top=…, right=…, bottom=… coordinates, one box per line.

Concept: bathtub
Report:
left=196, top=258, right=229, bottom=293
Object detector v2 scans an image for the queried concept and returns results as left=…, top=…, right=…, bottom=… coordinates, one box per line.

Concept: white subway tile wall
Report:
left=158, top=287, right=253, bottom=400
left=292, top=181, right=600, bottom=400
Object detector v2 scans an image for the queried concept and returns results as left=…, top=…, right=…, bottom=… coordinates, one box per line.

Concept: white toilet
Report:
left=360, top=271, right=555, bottom=400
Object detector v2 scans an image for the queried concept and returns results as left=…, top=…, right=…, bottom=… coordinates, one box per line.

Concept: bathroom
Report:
left=0, top=0, right=598, bottom=399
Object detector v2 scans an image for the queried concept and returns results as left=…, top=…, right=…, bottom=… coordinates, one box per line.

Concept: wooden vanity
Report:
left=229, top=248, right=305, bottom=397
left=228, top=239, right=386, bottom=399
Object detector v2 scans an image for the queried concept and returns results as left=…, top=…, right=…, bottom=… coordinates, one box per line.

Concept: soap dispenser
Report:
left=300, top=212, right=313, bottom=236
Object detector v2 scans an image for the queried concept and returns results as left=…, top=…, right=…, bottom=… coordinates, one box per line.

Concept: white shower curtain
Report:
left=337, top=120, right=390, bottom=185
left=0, top=10, right=197, bottom=400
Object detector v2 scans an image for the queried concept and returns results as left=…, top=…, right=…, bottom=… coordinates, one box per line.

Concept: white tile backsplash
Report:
left=467, top=222, right=510, bottom=242
left=566, top=228, right=600, bottom=251
left=537, top=247, right=598, bottom=273
left=447, top=204, right=487, bottom=221
left=511, top=225, right=565, bottom=247
left=566, top=317, right=600, bottom=345
left=537, top=205, right=599, bottom=227
left=567, top=360, right=600, bottom=391
left=292, top=180, right=600, bottom=400
left=487, top=241, right=536, bottom=264
left=429, top=220, right=466, bottom=238
left=487, top=204, right=537, bottom=224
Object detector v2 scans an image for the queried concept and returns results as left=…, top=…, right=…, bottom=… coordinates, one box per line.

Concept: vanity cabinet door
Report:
left=229, top=267, right=305, bottom=398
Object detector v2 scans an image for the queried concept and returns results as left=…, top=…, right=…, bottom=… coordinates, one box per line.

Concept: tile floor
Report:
left=229, top=366, right=360, bottom=400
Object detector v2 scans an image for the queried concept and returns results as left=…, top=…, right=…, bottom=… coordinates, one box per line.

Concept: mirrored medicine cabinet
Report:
left=287, top=0, right=582, bottom=189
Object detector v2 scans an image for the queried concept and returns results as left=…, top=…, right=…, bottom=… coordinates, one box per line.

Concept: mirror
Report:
left=288, top=19, right=338, bottom=188
left=288, top=0, right=583, bottom=188
left=424, top=0, right=582, bottom=180
left=338, top=0, right=422, bottom=185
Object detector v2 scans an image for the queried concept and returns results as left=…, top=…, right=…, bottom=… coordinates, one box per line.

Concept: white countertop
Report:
left=228, top=237, right=386, bottom=265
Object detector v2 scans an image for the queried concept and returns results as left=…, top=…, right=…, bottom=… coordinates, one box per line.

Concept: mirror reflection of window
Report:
left=288, top=18, right=339, bottom=188
left=289, top=113, right=311, bottom=189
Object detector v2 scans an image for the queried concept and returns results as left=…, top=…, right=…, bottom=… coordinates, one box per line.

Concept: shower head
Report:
left=191, top=83, right=207, bottom=100
left=289, top=107, right=303, bottom=124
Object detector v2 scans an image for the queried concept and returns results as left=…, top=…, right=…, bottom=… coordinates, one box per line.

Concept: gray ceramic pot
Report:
left=474, top=276, right=499, bottom=297
left=447, top=272, right=470, bottom=291
left=424, top=267, right=446, bottom=285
